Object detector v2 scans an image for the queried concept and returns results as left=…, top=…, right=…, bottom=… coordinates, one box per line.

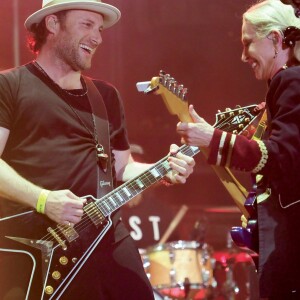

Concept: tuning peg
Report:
left=162, top=74, right=170, bottom=86
left=175, top=84, right=183, bottom=97
left=159, top=70, right=166, bottom=85
left=171, top=81, right=178, bottom=93
left=182, top=88, right=188, bottom=101
left=235, top=105, right=241, bottom=108
left=167, top=77, right=175, bottom=90
left=170, top=79, right=177, bottom=92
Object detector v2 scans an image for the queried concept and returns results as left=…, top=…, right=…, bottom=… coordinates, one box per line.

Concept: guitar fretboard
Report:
left=95, top=144, right=199, bottom=216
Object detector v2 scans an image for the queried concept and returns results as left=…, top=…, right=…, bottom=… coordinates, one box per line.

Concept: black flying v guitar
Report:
left=0, top=75, right=259, bottom=300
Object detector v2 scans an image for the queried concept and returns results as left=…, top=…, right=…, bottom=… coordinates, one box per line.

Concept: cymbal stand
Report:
left=220, top=232, right=239, bottom=300
left=221, top=257, right=239, bottom=300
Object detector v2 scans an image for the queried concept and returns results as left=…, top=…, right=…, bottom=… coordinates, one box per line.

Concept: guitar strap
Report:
left=26, top=63, right=114, bottom=198
left=84, top=77, right=113, bottom=198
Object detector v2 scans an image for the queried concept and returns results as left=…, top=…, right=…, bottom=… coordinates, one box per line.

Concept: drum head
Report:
left=147, top=240, right=201, bottom=253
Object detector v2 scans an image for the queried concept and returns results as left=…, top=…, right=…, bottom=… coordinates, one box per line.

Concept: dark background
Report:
left=0, top=0, right=267, bottom=250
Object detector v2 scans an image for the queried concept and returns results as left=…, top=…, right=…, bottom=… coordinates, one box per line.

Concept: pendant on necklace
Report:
left=96, top=144, right=108, bottom=172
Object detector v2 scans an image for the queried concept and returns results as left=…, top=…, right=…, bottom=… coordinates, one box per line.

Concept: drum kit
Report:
left=140, top=240, right=256, bottom=300
left=139, top=206, right=258, bottom=300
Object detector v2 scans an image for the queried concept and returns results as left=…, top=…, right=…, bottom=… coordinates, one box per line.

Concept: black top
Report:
left=261, top=65, right=300, bottom=206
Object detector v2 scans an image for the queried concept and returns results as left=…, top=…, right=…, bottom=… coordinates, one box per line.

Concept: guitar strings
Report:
left=38, top=144, right=194, bottom=244
left=73, top=144, right=194, bottom=230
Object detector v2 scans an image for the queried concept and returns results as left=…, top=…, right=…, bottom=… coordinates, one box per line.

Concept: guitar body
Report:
left=0, top=211, right=46, bottom=300
left=0, top=199, right=112, bottom=300
left=230, top=191, right=259, bottom=253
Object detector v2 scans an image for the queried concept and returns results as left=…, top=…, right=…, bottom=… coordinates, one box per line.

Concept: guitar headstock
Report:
left=214, top=104, right=262, bottom=137
left=141, top=70, right=262, bottom=136
left=149, top=70, right=192, bottom=122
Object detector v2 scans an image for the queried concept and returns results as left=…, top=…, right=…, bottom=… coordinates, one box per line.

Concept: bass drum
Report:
left=146, top=241, right=214, bottom=299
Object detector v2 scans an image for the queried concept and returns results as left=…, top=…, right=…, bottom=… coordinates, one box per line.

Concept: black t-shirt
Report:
left=0, top=63, right=130, bottom=240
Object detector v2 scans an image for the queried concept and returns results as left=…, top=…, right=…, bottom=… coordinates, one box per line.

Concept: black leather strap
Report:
left=84, top=77, right=113, bottom=197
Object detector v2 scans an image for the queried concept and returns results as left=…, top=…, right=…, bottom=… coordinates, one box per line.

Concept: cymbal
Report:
left=203, top=206, right=240, bottom=213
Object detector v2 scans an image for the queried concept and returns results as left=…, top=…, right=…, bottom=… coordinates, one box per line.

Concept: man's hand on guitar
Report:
left=44, top=189, right=86, bottom=225
left=176, top=105, right=215, bottom=148
left=164, top=144, right=195, bottom=184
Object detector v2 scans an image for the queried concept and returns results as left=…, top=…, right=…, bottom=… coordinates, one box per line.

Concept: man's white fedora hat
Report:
left=25, top=0, right=121, bottom=31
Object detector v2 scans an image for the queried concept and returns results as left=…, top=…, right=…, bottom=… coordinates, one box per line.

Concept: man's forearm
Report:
left=121, top=161, right=153, bottom=182
left=0, top=159, right=41, bottom=209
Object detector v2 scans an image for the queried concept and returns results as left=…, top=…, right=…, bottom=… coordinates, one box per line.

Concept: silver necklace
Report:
left=63, top=86, right=88, bottom=97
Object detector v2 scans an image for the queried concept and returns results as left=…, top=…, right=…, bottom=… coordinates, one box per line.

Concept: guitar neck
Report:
left=95, top=145, right=200, bottom=216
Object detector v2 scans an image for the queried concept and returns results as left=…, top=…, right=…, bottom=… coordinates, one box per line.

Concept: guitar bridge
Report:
left=47, top=227, right=67, bottom=250
left=57, top=224, right=79, bottom=243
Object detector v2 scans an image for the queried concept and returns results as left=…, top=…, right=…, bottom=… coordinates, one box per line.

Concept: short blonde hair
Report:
left=243, top=0, right=300, bottom=60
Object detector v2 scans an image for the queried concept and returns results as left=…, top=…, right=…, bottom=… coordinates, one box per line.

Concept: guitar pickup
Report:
left=57, top=224, right=79, bottom=243
left=84, top=202, right=106, bottom=227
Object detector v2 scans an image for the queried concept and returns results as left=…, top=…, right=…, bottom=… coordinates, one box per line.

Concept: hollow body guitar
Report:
left=0, top=74, right=258, bottom=300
